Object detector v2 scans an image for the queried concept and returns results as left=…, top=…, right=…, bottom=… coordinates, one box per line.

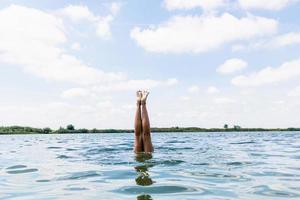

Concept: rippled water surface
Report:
left=0, top=132, right=299, bottom=200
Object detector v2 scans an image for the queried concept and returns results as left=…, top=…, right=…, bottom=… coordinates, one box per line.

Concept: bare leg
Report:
left=141, top=91, right=154, bottom=153
left=134, top=91, right=143, bottom=153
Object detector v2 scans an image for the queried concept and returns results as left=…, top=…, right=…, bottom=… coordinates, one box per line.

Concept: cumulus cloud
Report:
left=233, top=32, right=300, bottom=51
left=164, top=0, right=299, bottom=11
left=232, top=58, right=300, bottom=87
left=131, top=13, right=277, bottom=54
left=58, top=4, right=120, bottom=39
left=62, top=78, right=179, bottom=98
left=61, top=88, right=90, bottom=98
left=217, top=58, right=248, bottom=74
left=238, top=0, right=297, bottom=10
left=110, top=2, right=122, bottom=15
left=58, top=5, right=95, bottom=21
left=288, top=86, right=300, bottom=96
left=213, top=97, right=236, bottom=104
left=164, top=0, right=226, bottom=11
left=207, top=86, right=220, bottom=94
left=272, top=32, right=300, bottom=47
left=0, top=5, right=125, bottom=85
left=188, top=85, right=200, bottom=93
left=71, top=42, right=81, bottom=50
left=0, top=4, right=177, bottom=93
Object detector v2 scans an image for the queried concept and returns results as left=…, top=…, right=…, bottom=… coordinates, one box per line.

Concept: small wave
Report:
left=226, top=161, right=252, bottom=166
left=47, top=146, right=62, bottom=149
left=66, top=148, right=78, bottom=151
left=102, top=170, right=136, bottom=180
left=56, top=155, right=73, bottom=159
left=249, top=171, right=300, bottom=177
left=36, top=179, right=51, bottom=182
left=292, top=155, right=300, bottom=159
left=84, top=147, right=117, bottom=155
left=64, top=187, right=89, bottom=191
left=165, top=140, right=180, bottom=143
left=160, top=160, right=185, bottom=166
left=147, top=159, right=184, bottom=166
left=7, top=168, right=38, bottom=174
left=57, top=171, right=101, bottom=180
left=6, top=165, right=27, bottom=170
left=193, top=162, right=209, bottom=166
left=252, top=185, right=300, bottom=197
left=114, top=185, right=199, bottom=194
left=190, top=172, right=251, bottom=182
left=230, top=141, right=255, bottom=144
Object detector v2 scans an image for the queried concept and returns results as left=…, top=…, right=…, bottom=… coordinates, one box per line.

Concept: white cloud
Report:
left=131, top=13, right=277, bottom=53
left=231, top=44, right=246, bottom=52
left=71, top=42, right=81, bottom=50
left=110, top=2, right=122, bottom=15
left=0, top=4, right=177, bottom=92
left=0, top=5, right=125, bottom=85
left=288, top=86, right=300, bottom=96
left=213, top=97, right=236, bottom=104
left=207, top=86, right=220, bottom=94
left=188, top=85, right=200, bottom=93
left=0, top=5, right=123, bottom=84
left=181, top=96, right=191, bottom=101
left=97, top=78, right=178, bottom=91
left=238, top=0, right=297, bottom=10
left=58, top=5, right=95, bottom=21
left=0, top=5, right=178, bottom=104
left=166, top=78, right=179, bottom=86
left=0, top=5, right=124, bottom=84
left=273, top=100, right=285, bottom=104
left=232, top=58, right=300, bottom=87
left=59, top=3, right=120, bottom=39
left=217, top=58, right=248, bottom=74
left=233, top=32, right=300, bottom=51
left=164, top=0, right=226, bottom=11
left=62, top=78, right=179, bottom=97
left=61, top=88, right=89, bottom=98
left=272, top=32, right=300, bottom=47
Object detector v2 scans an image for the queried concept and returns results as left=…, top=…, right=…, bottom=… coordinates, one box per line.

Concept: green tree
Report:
left=66, top=124, right=75, bottom=131
left=224, top=124, right=228, bottom=129
left=233, top=125, right=241, bottom=130
left=43, top=127, right=52, bottom=134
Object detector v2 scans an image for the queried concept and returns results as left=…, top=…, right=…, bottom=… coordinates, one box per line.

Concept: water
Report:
left=0, top=132, right=299, bottom=200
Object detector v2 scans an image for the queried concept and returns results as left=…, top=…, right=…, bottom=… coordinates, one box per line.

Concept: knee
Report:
left=143, top=129, right=151, bottom=136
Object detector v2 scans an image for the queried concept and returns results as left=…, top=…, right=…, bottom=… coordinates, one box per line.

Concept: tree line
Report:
left=0, top=124, right=300, bottom=134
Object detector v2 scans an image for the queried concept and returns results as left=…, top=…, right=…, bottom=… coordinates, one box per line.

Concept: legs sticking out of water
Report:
left=134, top=91, right=143, bottom=153
left=141, top=91, right=154, bottom=153
left=134, top=90, right=154, bottom=153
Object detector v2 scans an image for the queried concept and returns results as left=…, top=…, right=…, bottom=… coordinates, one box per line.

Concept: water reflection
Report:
left=137, top=194, right=153, bottom=200
left=135, top=153, right=154, bottom=200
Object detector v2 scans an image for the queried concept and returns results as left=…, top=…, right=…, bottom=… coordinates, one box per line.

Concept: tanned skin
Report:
left=134, top=90, right=153, bottom=153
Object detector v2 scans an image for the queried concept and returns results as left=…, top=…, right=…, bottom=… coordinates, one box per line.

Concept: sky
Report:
left=0, top=0, right=300, bottom=129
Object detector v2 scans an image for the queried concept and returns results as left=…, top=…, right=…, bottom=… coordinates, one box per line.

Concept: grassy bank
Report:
left=1, top=125, right=300, bottom=134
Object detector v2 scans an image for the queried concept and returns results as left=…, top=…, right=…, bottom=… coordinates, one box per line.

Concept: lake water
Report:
left=0, top=132, right=299, bottom=200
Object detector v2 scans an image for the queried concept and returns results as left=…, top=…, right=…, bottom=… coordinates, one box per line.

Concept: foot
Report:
left=136, top=90, right=142, bottom=105
left=141, top=90, right=149, bottom=105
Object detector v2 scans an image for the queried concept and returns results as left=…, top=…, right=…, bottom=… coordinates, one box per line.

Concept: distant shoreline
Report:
left=1, top=125, right=300, bottom=134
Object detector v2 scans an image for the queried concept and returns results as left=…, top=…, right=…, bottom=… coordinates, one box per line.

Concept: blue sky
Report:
left=0, top=0, right=300, bottom=129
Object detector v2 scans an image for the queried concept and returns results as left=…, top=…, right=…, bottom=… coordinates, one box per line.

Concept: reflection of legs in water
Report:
left=141, top=91, right=154, bottom=153
left=134, top=91, right=143, bottom=153
left=137, top=194, right=153, bottom=200
left=135, top=154, right=153, bottom=186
